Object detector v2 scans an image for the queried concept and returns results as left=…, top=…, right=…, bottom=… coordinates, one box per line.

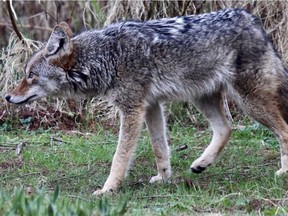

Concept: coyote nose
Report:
left=5, top=95, right=11, bottom=102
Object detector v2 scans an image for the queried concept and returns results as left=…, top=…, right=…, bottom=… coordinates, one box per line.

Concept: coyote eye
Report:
left=28, top=72, right=34, bottom=79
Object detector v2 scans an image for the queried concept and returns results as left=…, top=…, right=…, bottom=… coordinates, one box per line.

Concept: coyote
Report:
left=5, top=8, right=288, bottom=194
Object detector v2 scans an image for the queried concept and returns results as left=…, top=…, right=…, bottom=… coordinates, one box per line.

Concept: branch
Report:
left=6, top=0, right=23, bottom=41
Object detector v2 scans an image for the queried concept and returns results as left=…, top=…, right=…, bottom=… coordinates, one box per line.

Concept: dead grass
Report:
left=0, top=0, right=288, bottom=127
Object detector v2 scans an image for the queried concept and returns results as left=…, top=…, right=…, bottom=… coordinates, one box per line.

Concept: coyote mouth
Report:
left=15, top=94, right=38, bottom=105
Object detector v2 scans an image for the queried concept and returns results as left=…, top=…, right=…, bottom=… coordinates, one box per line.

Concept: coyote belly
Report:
left=6, top=8, right=288, bottom=195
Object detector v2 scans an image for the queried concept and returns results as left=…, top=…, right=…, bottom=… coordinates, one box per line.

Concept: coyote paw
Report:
left=149, top=175, right=165, bottom=183
left=275, top=169, right=288, bottom=176
left=93, top=188, right=114, bottom=196
left=190, top=157, right=212, bottom=174
left=149, top=173, right=171, bottom=183
left=92, top=185, right=116, bottom=196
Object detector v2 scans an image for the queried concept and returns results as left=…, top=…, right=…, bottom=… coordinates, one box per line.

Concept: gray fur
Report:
left=6, top=8, right=288, bottom=194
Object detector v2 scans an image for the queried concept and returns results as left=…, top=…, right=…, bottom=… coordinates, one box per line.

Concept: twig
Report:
left=0, top=110, right=6, bottom=121
left=146, top=0, right=155, bottom=20
left=136, top=194, right=199, bottom=199
left=217, top=192, right=241, bottom=203
left=65, top=130, right=92, bottom=136
left=175, top=144, right=188, bottom=151
left=223, top=93, right=233, bottom=122
left=182, top=0, right=191, bottom=16
left=51, top=137, right=69, bottom=144
left=45, top=11, right=57, bottom=24
left=15, top=141, right=27, bottom=156
left=6, top=0, right=22, bottom=41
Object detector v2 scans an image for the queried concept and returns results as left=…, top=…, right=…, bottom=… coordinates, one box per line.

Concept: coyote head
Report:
left=5, top=22, right=75, bottom=105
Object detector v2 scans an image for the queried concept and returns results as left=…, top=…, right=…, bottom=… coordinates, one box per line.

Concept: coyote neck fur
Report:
left=64, top=41, right=117, bottom=96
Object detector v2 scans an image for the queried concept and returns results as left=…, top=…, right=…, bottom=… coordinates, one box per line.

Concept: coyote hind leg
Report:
left=190, top=91, right=232, bottom=173
left=145, top=102, right=172, bottom=183
left=238, top=91, right=288, bottom=176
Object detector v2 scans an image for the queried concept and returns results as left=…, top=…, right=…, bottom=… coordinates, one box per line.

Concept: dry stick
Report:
left=6, top=0, right=22, bottom=41
left=182, top=0, right=191, bottom=16
left=44, top=11, right=58, bottom=24
left=15, top=141, right=27, bottom=156
left=137, top=194, right=199, bottom=199
left=223, top=93, right=233, bottom=122
left=51, top=137, right=70, bottom=144
left=0, top=110, right=6, bottom=121
left=175, top=144, right=188, bottom=151
left=146, top=0, right=155, bottom=20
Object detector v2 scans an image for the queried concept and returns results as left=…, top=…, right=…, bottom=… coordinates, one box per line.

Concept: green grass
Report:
left=1, top=119, right=288, bottom=215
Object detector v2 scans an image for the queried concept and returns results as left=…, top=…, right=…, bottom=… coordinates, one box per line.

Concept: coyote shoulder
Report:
left=6, top=8, right=288, bottom=195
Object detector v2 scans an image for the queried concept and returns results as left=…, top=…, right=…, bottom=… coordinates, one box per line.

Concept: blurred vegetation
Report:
left=0, top=0, right=288, bottom=130
left=0, top=186, right=127, bottom=216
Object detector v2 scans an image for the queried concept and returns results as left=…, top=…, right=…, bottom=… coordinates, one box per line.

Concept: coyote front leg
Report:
left=93, top=108, right=145, bottom=195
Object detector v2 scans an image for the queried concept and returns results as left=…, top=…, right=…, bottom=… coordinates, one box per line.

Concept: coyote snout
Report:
left=6, top=78, right=45, bottom=104
left=6, top=8, right=288, bottom=195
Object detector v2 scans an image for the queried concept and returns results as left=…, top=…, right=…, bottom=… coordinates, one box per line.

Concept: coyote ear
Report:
left=45, top=22, right=75, bottom=69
